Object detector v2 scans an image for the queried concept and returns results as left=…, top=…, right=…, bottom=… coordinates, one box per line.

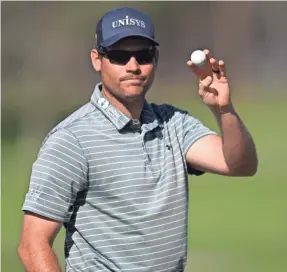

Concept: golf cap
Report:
left=95, top=7, right=159, bottom=48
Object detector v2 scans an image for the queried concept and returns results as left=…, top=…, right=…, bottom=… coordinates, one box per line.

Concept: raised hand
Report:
left=187, top=49, right=231, bottom=109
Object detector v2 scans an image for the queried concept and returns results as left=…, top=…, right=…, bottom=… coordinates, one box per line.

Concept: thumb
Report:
left=198, top=76, right=212, bottom=96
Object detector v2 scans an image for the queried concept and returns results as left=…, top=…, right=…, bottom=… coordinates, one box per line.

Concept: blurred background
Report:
left=2, top=1, right=287, bottom=272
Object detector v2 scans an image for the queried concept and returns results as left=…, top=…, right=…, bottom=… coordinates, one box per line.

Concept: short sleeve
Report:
left=182, top=113, right=217, bottom=175
left=22, top=128, right=88, bottom=222
left=155, top=104, right=217, bottom=176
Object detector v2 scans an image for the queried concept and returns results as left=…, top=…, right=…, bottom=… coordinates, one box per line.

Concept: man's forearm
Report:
left=210, top=104, right=258, bottom=176
left=19, top=242, right=61, bottom=272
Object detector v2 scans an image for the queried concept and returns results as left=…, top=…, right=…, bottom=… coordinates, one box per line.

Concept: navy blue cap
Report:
left=96, top=7, right=159, bottom=48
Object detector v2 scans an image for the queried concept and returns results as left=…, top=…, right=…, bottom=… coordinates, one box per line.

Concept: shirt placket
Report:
left=131, top=120, right=151, bottom=164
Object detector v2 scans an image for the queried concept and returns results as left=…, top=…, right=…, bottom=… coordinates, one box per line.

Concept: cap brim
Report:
left=100, top=32, right=159, bottom=47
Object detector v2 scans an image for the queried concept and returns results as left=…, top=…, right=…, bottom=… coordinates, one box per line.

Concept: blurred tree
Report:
left=2, top=2, right=286, bottom=140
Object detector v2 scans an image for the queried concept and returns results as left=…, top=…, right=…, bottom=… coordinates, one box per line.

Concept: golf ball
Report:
left=190, top=50, right=206, bottom=67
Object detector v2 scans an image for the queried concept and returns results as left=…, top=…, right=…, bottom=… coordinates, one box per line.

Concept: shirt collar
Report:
left=91, top=82, right=161, bottom=132
left=91, top=83, right=131, bottom=130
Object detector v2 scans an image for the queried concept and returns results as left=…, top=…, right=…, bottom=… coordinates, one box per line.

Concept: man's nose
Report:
left=125, top=57, right=141, bottom=73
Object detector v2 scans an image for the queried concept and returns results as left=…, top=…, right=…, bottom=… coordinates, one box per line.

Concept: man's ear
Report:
left=91, top=49, right=102, bottom=72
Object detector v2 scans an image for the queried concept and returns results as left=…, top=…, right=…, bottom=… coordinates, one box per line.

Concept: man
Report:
left=18, top=7, right=258, bottom=272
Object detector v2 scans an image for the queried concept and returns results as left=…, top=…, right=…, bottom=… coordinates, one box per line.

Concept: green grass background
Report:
left=2, top=99, right=287, bottom=272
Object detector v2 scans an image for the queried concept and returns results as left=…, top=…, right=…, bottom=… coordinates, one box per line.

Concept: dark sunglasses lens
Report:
left=136, top=50, right=155, bottom=64
left=107, top=51, right=131, bottom=65
left=106, top=50, right=156, bottom=65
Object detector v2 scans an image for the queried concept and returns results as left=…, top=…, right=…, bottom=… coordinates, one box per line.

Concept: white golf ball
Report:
left=190, top=50, right=206, bottom=67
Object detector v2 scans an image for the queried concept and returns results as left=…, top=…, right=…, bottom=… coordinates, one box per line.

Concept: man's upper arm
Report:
left=186, top=134, right=232, bottom=176
left=22, top=128, right=88, bottom=223
left=181, top=112, right=218, bottom=175
left=20, top=212, right=62, bottom=246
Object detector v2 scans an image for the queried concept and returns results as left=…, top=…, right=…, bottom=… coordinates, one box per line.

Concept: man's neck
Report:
left=101, top=88, right=145, bottom=120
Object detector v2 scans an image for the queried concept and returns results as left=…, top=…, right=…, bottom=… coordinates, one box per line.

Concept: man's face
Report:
left=91, top=37, right=158, bottom=102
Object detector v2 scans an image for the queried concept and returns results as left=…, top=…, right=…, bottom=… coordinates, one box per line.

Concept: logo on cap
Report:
left=112, top=15, right=146, bottom=29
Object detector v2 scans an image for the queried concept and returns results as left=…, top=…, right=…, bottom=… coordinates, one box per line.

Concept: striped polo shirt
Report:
left=22, top=83, right=216, bottom=272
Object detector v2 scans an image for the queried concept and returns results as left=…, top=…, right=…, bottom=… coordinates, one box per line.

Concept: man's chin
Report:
left=121, top=84, right=146, bottom=98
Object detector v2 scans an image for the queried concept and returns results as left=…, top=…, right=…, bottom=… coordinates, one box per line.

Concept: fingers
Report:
left=218, top=60, right=226, bottom=77
left=210, top=58, right=218, bottom=71
left=198, top=76, right=212, bottom=97
left=200, top=76, right=213, bottom=88
left=187, top=49, right=211, bottom=80
left=203, top=49, right=211, bottom=63
left=187, top=60, right=209, bottom=81
left=187, top=49, right=226, bottom=79
left=187, top=60, right=201, bottom=78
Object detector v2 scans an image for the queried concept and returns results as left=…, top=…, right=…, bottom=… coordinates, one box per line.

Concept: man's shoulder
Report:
left=41, top=102, right=99, bottom=146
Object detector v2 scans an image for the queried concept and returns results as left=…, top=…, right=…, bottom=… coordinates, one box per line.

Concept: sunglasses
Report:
left=98, top=48, right=157, bottom=65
